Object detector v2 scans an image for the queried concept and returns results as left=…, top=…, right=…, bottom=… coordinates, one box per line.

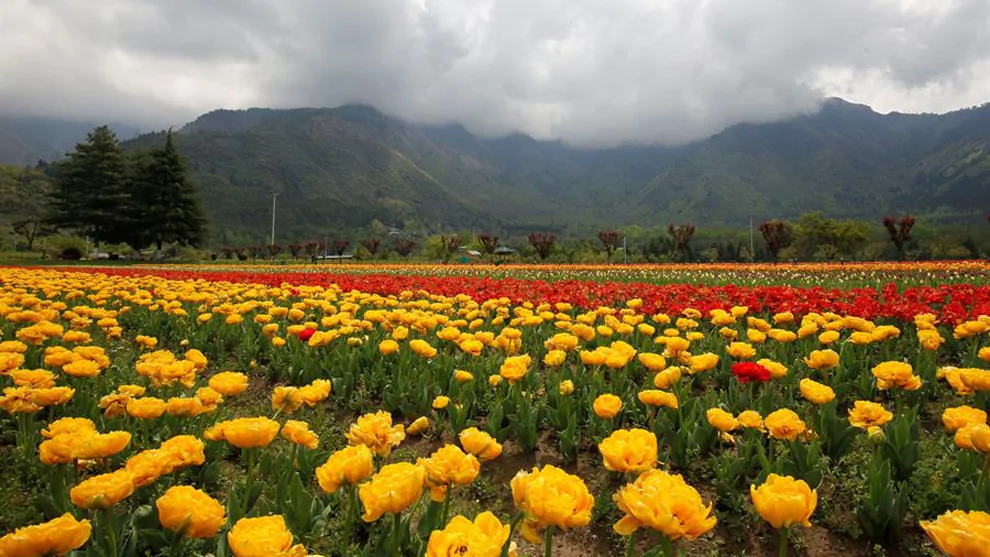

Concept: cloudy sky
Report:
left=1, top=0, right=988, bottom=146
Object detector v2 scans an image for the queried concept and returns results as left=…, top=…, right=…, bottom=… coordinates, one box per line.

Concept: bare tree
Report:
left=528, top=233, right=556, bottom=260
left=883, top=216, right=915, bottom=261
left=597, top=230, right=622, bottom=263
left=667, top=224, right=695, bottom=261
left=360, top=238, right=382, bottom=259
left=477, top=234, right=499, bottom=261
left=394, top=238, right=417, bottom=258
left=759, top=221, right=792, bottom=260
left=441, top=236, right=461, bottom=262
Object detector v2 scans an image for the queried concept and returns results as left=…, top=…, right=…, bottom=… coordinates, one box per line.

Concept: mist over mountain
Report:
left=2, top=99, right=987, bottom=243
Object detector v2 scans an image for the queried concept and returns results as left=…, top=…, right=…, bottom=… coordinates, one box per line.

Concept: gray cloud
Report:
left=1, top=0, right=987, bottom=146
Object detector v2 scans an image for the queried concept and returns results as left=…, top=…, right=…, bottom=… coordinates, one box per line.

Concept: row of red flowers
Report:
left=39, top=266, right=990, bottom=323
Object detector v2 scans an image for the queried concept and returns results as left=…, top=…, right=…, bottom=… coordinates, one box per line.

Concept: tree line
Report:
left=2, top=123, right=986, bottom=262
left=237, top=212, right=988, bottom=264
left=45, top=126, right=207, bottom=254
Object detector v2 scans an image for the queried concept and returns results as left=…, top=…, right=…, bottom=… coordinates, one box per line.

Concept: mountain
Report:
left=2, top=99, right=988, bottom=242
left=0, top=116, right=141, bottom=166
left=628, top=99, right=990, bottom=224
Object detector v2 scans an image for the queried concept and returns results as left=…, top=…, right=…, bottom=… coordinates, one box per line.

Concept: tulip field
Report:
left=0, top=262, right=989, bottom=557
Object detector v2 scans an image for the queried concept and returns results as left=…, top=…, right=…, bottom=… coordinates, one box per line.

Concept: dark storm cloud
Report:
left=1, top=0, right=987, bottom=145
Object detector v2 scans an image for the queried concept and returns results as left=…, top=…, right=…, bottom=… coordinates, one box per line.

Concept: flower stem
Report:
left=344, top=484, right=358, bottom=551
left=103, top=508, right=119, bottom=557
left=440, top=487, right=452, bottom=527
left=167, top=529, right=185, bottom=557
left=391, top=512, right=402, bottom=555
left=543, top=525, right=555, bottom=557
left=779, top=528, right=789, bottom=557
left=499, top=514, right=524, bottom=557
left=977, top=455, right=990, bottom=493
left=16, top=413, right=33, bottom=461
left=242, top=448, right=257, bottom=519
left=624, top=531, right=637, bottom=557
left=660, top=535, right=675, bottom=557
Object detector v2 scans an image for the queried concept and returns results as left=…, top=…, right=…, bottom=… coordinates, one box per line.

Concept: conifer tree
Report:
left=131, top=130, right=207, bottom=251
left=48, top=126, right=130, bottom=249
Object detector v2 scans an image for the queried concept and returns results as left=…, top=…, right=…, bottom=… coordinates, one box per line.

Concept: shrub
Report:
left=60, top=247, right=82, bottom=260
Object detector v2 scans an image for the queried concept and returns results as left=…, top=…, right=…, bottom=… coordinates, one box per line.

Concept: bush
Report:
left=60, top=247, right=82, bottom=260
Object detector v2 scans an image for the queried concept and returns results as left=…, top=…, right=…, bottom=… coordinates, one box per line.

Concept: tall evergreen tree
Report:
left=47, top=126, right=130, bottom=248
left=132, top=130, right=207, bottom=250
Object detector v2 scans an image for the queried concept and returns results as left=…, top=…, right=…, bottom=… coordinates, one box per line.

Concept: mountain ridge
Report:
left=2, top=99, right=988, bottom=242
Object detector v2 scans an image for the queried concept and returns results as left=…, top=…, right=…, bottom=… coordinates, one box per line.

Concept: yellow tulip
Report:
left=208, top=371, right=249, bottom=396
left=70, top=469, right=135, bottom=509
left=459, top=427, right=503, bottom=461
left=804, top=349, right=839, bottom=370
left=419, top=444, right=480, bottom=501
left=706, top=408, right=739, bottom=433
left=29, top=386, right=75, bottom=407
left=598, top=428, right=658, bottom=473
left=0, top=513, right=91, bottom=556
left=920, top=510, right=990, bottom=557
left=799, top=379, right=835, bottom=405
left=315, top=444, right=374, bottom=494
left=345, top=411, right=406, bottom=457
left=764, top=409, right=807, bottom=441
left=432, top=395, right=450, bottom=410
left=942, top=406, right=988, bottom=433
left=750, top=474, right=817, bottom=529
left=653, top=366, right=682, bottom=389
left=126, top=397, right=166, bottom=420
left=73, top=431, right=132, bottom=460
left=125, top=449, right=176, bottom=488
left=637, top=352, right=667, bottom=372
left=298, top=379, right=331, bottom=406
left=8, top=369, right=56, bottom=388
left=511, top=465, right=593, bottom=530
left=359, top=462, right=426, bottom=522
left=406, top=417, right=430, bottom=436
left=688, top=353, right=720, bottom=373
left=637, top=390, right=678, bottom=409
left=499, top=355, right=532, bottom=383
left=737, top=410, right=765, bottom=431
left=726, top=342, right=756, bottom=360
left=872, top=361, right=922, bottom=391
left=280, top=420, right=319, bottom=449
left=378, top=339, right=400, bottom=355
left=848, top=401, right=893, bottom=430
left=613, top=469, right=716, bottom=540
left=410, top=339, right=438, bottom=359
left=43, top=417, right=96, bottom=439
left=593, top=394, right=622, bottom=419
left=757, top=359, right=788, bottom=380
left=271, top=386, right=303, bottom=414
left=204, top=417, right=280, bottom=449
left=227, top=515, right=307, bottom=557
left=156, top=485, right=226, bottom=538
left=426, top=512, right=516, bottom=557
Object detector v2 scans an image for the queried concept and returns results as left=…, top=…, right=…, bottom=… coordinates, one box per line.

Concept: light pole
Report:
left=269, top=192, right=278, bottom=246
left=749, top=217, right=755, bottom=263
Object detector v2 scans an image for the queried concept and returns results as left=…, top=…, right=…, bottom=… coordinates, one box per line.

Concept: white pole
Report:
left=749, top=217, right=755, bottom=262
left=270, top=193, right=278, bottom=246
